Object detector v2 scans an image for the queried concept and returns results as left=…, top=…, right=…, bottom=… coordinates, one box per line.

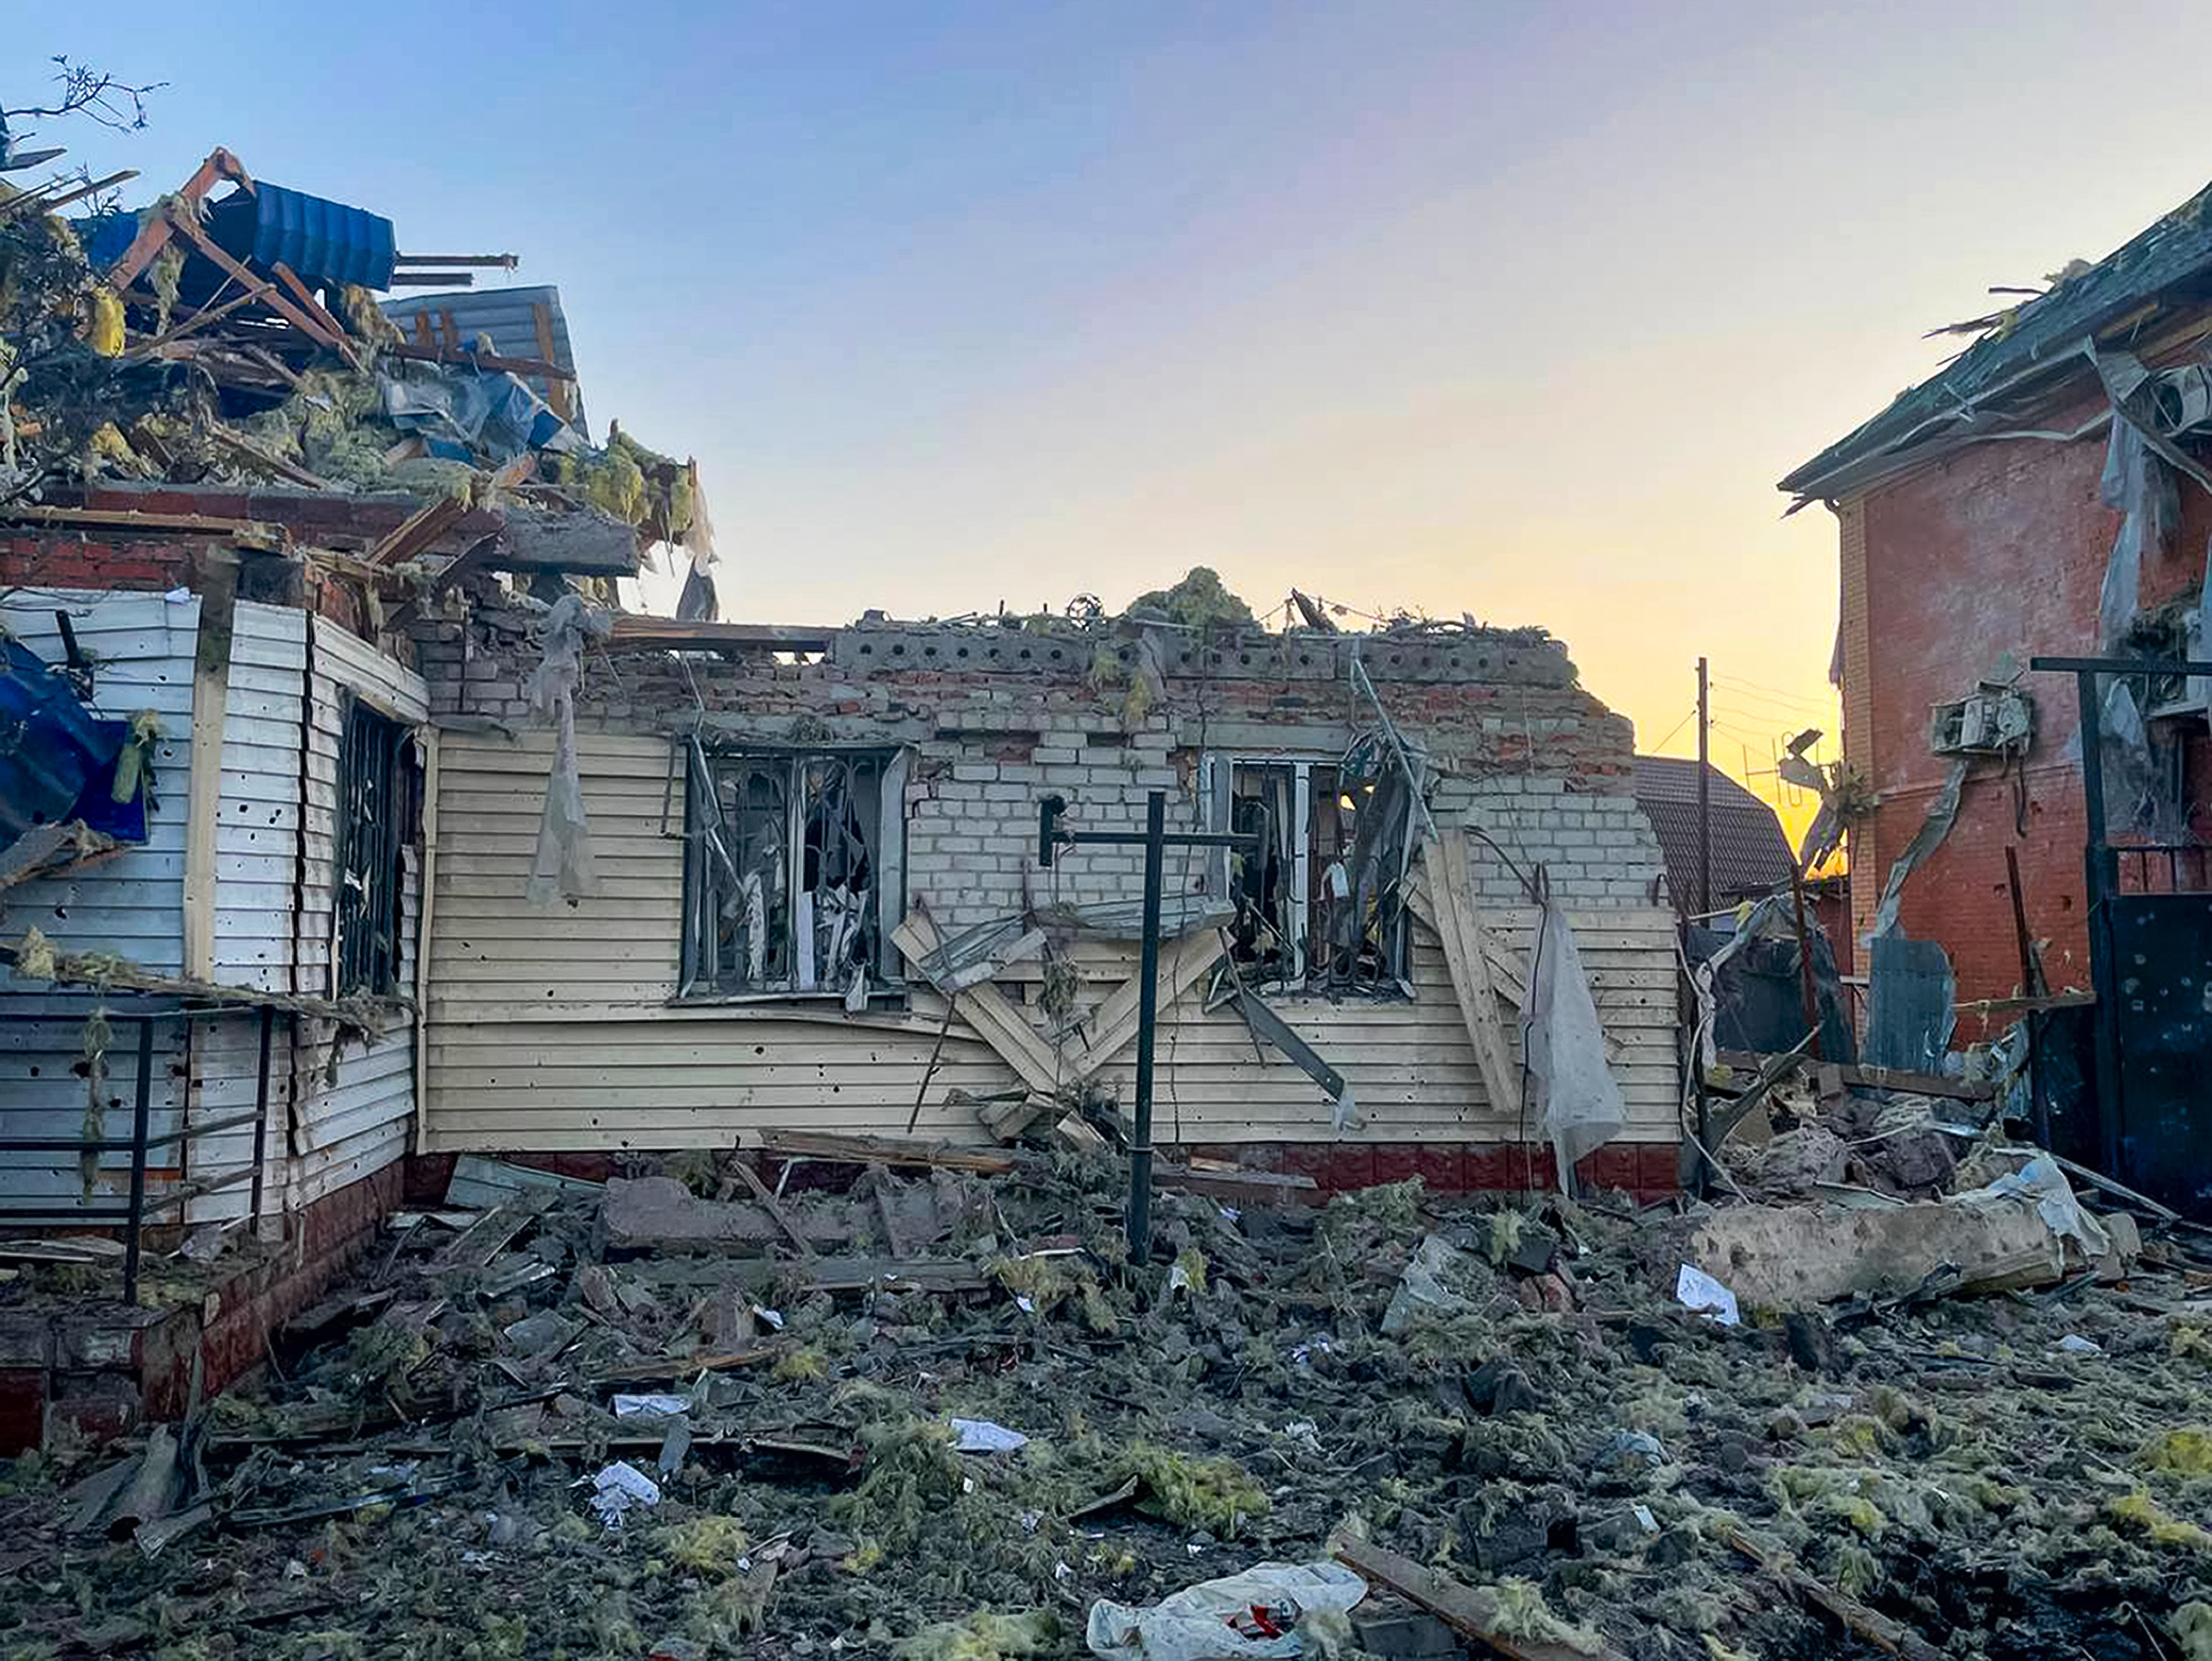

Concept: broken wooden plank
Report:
left=429, top=1192, right=550, bottom=1272
left=1404, top=868, right=1527, bottom=1006
left=161, top=210, right=351, bottom=363
left=1422, top=827, right=1522, bottom=1116
left=1718, top=1524, right=1943, bottom=1661
left=894, top=911, right=1064, bottom=1096
left=0, top=503, right=283, bottom=547
left=753, top=1129, right=1023, bottom=1175
left=730, top=1158, right=818, bottom=1259
left=370, top=491, right=473, bottom=566
left=801, top=1256, right=990, bottom=1294
left=204, top=425, right=331, bottom=490
left=1335, top=1538, right=1630, bottom=1661
left=1071, top=929, right=1224, bottom=1079
left=1055, top=1113, right=1110, bottom=1155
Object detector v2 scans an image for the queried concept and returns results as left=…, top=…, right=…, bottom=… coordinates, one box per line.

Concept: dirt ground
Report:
left=4, top=1150, right=2212, bottom=1661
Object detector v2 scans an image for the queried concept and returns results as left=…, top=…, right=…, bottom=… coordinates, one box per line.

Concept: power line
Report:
left=1710, top=673, right=1833, bottom=715
left=1646, top=704, right=1699, bottom=751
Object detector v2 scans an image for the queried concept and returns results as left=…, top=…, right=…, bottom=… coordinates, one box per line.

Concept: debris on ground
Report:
left=4, top=1132, right=2212, bottom=1659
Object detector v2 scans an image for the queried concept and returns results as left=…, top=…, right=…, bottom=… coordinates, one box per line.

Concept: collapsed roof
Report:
left=1, top=144, right=712, bottom=608
left=1781, top=179, right=2212, bottom=505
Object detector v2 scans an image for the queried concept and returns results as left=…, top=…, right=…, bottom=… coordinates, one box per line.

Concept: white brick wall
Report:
left=1441, top=775, right=1667, bottom=909
left=907, top=742, right=1669, bottom=928
left=909, top=739, right=1212, bottom=928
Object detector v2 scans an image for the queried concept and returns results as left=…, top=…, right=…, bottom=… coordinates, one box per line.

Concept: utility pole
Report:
left=1696, top=656, right=1711, bottom=916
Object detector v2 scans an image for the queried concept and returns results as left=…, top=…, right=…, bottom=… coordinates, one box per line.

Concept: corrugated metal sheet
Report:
left=378, top=285, right=589, bottom=440
left=0, top=592, right=197, bottom=1212
left=420, top=731, right=1679, bottom=1151
left=208, top=182, right=397, bottom=291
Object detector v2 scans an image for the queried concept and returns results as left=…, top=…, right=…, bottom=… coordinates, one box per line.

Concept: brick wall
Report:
left=416, top=611, right=1666, bottom=923
left=1845, top=409, right=2212, bottom=1003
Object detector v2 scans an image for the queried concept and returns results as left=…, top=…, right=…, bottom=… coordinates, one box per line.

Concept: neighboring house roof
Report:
left=1781, top=179, right=2212, bottom=501
left=379, top=284, right=590, bottom=440
left=1633, top=755, right=1796, bottom=910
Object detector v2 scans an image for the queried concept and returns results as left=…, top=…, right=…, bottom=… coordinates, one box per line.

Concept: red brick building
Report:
left=1781, top=183, right=2212, bottom=1014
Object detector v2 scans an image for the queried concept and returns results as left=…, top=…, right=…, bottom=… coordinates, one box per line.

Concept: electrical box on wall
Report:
left=1929, top=684, right=2032, bottom=756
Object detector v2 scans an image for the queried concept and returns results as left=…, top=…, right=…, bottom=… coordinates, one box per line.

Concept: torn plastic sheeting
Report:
left=2097, top=415, right=2175, bottom=654
left=2098, top=676, right=2161, bottom=835
left=612, top=1393, right=690, bottom=1419
left=587, top=1460, right=660, bottom=1529
left=1867, top=757, right=1968, bottom=942
left=1522, top=903, right=1626, bottom=1184
left=1956, top=1153, right=2112, bottom=1263
left=1380, top=1233, right=1477, bottom=1335
left=525, top=595, right=611, bottom=908
left=949, top=1417, right=1029, bottom=1453
left=1086, top=1560, right=1367, bottom=1661
left=1675, top=1263, right=1740, bottom=1326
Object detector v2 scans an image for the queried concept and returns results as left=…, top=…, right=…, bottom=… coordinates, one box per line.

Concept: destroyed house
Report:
left=1784, top=179, right=2212, bottom=1208
left=406, top=610, right=1682, bottom=1196
left=0, top=143, right=693, bottom=1436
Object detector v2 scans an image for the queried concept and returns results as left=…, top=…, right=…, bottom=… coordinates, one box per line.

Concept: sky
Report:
left=35, top=2, right=2212, bottom=831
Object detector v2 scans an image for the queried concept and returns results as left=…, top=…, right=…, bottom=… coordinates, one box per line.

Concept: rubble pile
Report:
left=2, top=144, right=698, bottom=551
left=4, top=1142, right=2212, bottom=1660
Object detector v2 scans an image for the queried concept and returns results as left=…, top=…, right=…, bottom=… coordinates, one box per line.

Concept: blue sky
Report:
left=31, top=2, right=2212, bottom=805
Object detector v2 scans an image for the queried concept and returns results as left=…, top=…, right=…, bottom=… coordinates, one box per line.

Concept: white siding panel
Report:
left=279, top=618, right=426, bottom=1210
left=0, top=594, right=197, bottom=1216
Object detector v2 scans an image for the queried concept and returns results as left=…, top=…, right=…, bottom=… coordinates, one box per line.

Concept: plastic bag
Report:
left=1087, top=1561, right=1367, bottom=1660
left=1522, top=906, right=1626, bottom=1183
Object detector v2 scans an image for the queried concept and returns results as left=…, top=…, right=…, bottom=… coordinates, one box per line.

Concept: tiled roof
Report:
left=1633, top=756, right=1795, bottom=908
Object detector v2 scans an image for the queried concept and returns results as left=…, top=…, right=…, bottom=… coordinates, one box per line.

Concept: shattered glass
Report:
left=686, top=750, right=887, bottom=997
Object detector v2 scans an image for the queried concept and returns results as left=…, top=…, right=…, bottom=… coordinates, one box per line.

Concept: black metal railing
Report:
left=0, top=999, right=275, bottom=1302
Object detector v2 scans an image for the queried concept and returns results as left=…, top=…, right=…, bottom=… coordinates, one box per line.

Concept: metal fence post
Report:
left=122, top=1016, right=154, bottom=1306
left=250, top=1004, right=273, bottom=1228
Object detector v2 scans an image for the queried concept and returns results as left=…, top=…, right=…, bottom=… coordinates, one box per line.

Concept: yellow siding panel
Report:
left=425, top=729, right=1681, bottom=1152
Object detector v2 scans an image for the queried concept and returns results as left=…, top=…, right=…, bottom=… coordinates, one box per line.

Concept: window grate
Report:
left=682, top=746, right=906, bottom=998
left=333, top=701, right=409, bottom=997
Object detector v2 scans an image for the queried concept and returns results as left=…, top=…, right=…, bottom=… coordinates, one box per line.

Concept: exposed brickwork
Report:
left=414, top=1143, right=1678, bottom=1206
left=0, top=1164, right=401, bottom=1453
left=1844, top=413, right=2212, bottom=1003
left=416, top=611, right=1666, bottom=924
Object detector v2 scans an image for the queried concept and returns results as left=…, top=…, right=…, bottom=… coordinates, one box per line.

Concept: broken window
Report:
left=1209, top=749, right=1412, bottom=993
left=680, top=746, right=908, bottom=1000
left=333, top=700, right=416, bottom=997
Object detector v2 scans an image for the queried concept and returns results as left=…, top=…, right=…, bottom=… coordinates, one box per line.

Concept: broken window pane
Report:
left=685, top=749, right=898, bottom=998
left=1225, top=756, right=1408, bottom=993
left=333, top=701, right=415, bottom=998
left=1228, top=762, right=1297, bottom=978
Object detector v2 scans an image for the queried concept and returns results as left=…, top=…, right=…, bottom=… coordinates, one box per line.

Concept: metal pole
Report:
left=1129, top=789, right=1166, bottom=1264
left=122, top=1017, right=154, bottom=1306
left=249, top=1005, right=273, bottom=1228
left=2005, top=846, right=2048, bottom=1149
left=1788, top=866, right=1823, bottom=1062
left=1696, top=656, right=1711, bottom=915
left=2071, top=669, right=2125, bottom=1178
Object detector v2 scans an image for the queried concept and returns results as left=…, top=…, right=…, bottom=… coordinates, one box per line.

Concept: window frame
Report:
left=331, top=696, right=414, bottom=999
left=1206, top=751, right=1413, bottom=995
left=675, top=740, right=909, bottom=1004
